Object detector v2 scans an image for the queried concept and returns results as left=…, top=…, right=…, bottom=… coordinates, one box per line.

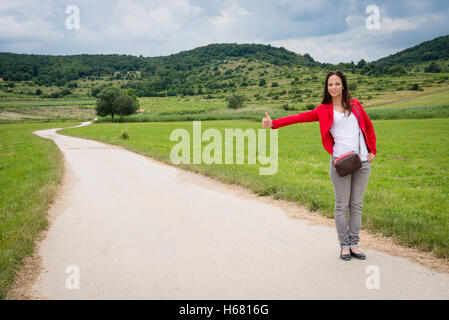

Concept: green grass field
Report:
left=60, top=118, right=449, bottom=260
left=0, top=122, right=77, bottom=299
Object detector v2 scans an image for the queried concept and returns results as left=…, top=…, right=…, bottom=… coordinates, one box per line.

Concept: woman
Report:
left=262, top=71, right=377, bottom=261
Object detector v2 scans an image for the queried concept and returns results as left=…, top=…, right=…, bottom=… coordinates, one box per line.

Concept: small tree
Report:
left=408, top=83, right=420, bottom=91
left=60, top=88, right=72, bottom=96
left=305, top=103, right=315, bottom=110
left=425, top=62, right=441, bottom=73
left=348, top=83, right=357, bottom=91
left=356, top=59, right=367, bottom=69
left=125, top=88, right=140, bottom=109
left=228, top=94, right=245, bottom=109
left=387, top=65, right=407, bottom=76
left=95, top=86, right=122, bottom=120
left=115, top=93, right=137, bottom=120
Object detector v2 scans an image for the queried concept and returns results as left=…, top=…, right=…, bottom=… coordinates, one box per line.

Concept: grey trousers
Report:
left=329, top=156, right=371, bottom=250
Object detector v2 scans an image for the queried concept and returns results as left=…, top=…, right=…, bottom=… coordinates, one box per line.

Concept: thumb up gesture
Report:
left=262, top=112, right=273, bottom=128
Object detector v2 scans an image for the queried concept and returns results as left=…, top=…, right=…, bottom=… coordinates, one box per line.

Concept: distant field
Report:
left=0, top=106, right=95, bottom=122
left=365, top=105, right=449, bottom=120
left=0, top=99, right=95, bottom=108
left=0, top=98, right=95, bottom=122
left=139, top=96, right=227, bottom=114
left=60, top=118, right=449, bottom=260
left=365, top=86, right=449, bottom=109
left=1, top=64, right=448, bottom=115
left=0, top=121, right=77, bottom=299
left=1, top=81, right=448, bottom=123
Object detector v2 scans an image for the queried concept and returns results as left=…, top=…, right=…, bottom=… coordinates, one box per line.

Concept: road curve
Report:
left=20, top=122, right=449, bottom=299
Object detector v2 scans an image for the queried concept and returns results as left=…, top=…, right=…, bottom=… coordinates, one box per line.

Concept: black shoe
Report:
left=350, top=249, right=366, bottom=260
left=340, top=249, right=351, bottom=261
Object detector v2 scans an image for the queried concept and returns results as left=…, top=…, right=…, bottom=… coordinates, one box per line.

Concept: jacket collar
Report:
left=325, top=98, right=356, bottom=111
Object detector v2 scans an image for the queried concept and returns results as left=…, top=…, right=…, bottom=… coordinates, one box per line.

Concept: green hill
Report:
left=317, top=34, right=449, bottom=76
left=373, top=34, right=449, bottom=67
left=353, top=34, right=449, bottom=76
left=157, top=43, right=317, bottom=68
left=0, top=43, right=319, bottom=86
left=1, top=37, right=448, bottom=100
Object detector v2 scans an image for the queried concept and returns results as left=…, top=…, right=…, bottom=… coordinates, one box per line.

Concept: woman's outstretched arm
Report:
left=269, top=108, right=319, bottom=129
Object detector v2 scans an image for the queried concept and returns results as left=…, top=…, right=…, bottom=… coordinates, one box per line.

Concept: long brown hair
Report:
left=321, top=71, right=352, bottom=115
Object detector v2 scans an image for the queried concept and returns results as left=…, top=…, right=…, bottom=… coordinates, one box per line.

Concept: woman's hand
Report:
left=262, top=112, right=273, bottom=128
left=367, top=153, right=375, bottom=163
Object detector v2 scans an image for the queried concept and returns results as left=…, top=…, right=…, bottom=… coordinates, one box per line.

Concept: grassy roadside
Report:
left=60, top=118, right=449, bottom=260
left=0, top=121, right=77, bottom=299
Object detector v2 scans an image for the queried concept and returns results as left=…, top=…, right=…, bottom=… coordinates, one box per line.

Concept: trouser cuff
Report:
left=350, top=244, right=359, bottom=249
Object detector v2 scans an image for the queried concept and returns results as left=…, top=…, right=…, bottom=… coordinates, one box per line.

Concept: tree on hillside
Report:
left=95, top=86, right=137, bottom=120
left=125, top=88, right=140, bottom=109
left=424, top=62, right=441, bottom=73
left=115, top=93, right=137, bottom=119
left=356, top=59, right=367, bottom=69
left=91, top=83, right=113, bottom=97
left=228, top=94, right=245, bottom=109
left=387, top=65, right=407, bottom=76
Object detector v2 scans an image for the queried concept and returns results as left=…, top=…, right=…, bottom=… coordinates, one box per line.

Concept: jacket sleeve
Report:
left=271, top=107, right=319, bottom=130
left=356, top=101, right=377, bottom=156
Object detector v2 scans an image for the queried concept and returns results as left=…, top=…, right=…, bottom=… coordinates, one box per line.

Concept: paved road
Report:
left=26, top=122, right=449, bottom=299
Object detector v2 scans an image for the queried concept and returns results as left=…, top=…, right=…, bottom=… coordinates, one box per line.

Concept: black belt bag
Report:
left=333, top=105, right=364, bottom=177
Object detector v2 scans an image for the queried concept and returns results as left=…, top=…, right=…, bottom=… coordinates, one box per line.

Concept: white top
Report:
left=330, top=109, right=369, bottom=161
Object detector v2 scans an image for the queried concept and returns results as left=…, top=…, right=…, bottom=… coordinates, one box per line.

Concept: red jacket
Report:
left=271, top=98, right=377, bottom=156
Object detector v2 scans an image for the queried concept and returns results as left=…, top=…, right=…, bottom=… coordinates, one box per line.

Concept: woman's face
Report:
left=327, top=75, right=344, bottom=98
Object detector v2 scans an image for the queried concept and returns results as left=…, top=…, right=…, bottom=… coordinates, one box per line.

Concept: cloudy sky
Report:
left=1, top=0, right=448, bottom=63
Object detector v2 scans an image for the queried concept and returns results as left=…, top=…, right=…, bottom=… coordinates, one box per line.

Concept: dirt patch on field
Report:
left=0, top=106, right=95, bottom=121
left=0, top=111, right=44, bottom=120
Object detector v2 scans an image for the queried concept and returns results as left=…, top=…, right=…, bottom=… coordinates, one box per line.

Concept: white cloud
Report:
left=0, top=14, right=63, bottom=41
left=269, top=10, right=441, bottom=64
left=0, top=0, right=447, bottom=62
left=275, top=0, right=330, bottom=16
left=345, top=14, right=421, bottom=33
left=381, top=17, right=420, bottom=32
left=100, top=0, right=202, bottom=41
left=209, top=3, right=252, bottom=32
